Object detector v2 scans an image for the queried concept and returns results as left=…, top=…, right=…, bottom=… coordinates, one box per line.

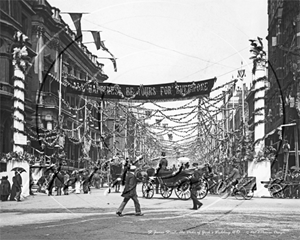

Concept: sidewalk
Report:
left=0, top=187, right=127, bottom=212
left=0, top=184, right=188, bottom=212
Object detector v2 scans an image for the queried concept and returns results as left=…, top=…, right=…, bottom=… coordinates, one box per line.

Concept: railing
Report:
left=36, top=91, right=68, bottom=113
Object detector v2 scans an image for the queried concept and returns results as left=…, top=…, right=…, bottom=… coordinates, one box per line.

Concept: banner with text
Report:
left=66, top=77, right=216, bottom=101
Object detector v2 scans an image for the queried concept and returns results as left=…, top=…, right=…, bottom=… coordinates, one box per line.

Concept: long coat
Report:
left=190, top=170, right=202, bottom=190
left=0, top=177, right=11, bottom=197
left=10, top=176, right=18, bottom=200
left=121, top=171, right=137, bottom=198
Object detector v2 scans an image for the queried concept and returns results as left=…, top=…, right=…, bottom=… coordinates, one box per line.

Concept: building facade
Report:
left=266, top=0, right=300, bottom=173
left=0, top=0, right=110, bottom=172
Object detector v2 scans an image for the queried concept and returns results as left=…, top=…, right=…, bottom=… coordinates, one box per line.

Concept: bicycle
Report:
left=197, top=176, right=220, bottom=199
left=218, top=178, right=254, bottom=200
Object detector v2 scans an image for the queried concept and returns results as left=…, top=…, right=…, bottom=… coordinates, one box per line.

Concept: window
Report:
left=21, top=14, right=28, bottom=36
left=11, top=1, right=21, bottom=23
left=0, top=0, right=9, bottom=14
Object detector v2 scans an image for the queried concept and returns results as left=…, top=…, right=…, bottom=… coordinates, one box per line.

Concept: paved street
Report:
left=1, top=185, right=300, bottom=240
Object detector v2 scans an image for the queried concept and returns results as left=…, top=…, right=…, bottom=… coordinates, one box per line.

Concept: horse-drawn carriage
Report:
left=139, top=166, right=208, bottom=200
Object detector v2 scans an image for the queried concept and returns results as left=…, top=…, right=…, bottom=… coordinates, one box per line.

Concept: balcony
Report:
left=36, top=91, right=71, bottom=116
left=36, top=91, right=58, bottom=107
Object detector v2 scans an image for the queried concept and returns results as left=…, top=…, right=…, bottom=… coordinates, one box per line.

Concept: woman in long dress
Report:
left=9, top=176, right=17, bottom=201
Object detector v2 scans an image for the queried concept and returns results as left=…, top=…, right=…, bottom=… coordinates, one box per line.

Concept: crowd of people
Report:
left=35, top=165, right=104, bottom=196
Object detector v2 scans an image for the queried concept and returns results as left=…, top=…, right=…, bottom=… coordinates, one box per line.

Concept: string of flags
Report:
left=67, top=12, right=117, bottom=72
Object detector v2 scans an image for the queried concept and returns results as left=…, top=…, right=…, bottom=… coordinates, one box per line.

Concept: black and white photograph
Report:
left=0, top=0, right=299, bottom=239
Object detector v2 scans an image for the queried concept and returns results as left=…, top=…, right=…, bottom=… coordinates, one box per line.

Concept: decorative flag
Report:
left=100, top=40, right=117, bottom=72
left=156, top=119, right=162, bottom=125
left=100, top=40, right=108, bottom=51
left=91, top=31, right=101, bottom=50
left=228, top=81, right=236, bottom=100
left=145, top=110, right=152, bottom=117
left=238, top=69, right=245, bottom=79
left=109, top=57, right=117, bottom=72
left=69, top=13, right=82, bottom=41
left=34, top=33, right=44, bottom=83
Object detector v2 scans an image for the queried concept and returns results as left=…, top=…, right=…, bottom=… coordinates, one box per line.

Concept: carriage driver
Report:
left=159, top=152, right=168, bottom=170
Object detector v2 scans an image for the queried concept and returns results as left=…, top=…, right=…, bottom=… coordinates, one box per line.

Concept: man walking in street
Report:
left=116, top=165, right=143, bottom=217
left=189, top=168, right=203, bottom=210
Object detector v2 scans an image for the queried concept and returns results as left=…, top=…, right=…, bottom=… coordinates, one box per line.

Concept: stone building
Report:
left=0, top=0, right=109, bottom=172
left=266, top=0, right=300, bottom=173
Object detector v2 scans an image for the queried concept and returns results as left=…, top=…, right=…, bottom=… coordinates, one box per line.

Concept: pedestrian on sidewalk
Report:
left=10, top=171, right=22, bottom=201
left=0, top=176, right=11, bottom=201
left=116, top=165, right=143, bottom=217
left=189, top=169, right=203, bottom=210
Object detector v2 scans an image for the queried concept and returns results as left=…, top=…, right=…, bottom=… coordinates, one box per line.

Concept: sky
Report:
left=48, top=0, right=268, bottom=91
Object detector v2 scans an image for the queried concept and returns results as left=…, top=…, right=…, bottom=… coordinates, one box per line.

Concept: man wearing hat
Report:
left=116, top=165, right=143, bottom=217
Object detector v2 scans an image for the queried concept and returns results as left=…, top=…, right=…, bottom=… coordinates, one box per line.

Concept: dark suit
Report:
left=117, top=170, right=141, bottom=214
left=15, top=174, right=22, bottom=201
left=190, top=170, right=203, bottom=209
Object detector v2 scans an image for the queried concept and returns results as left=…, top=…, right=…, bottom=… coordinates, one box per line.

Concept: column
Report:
left=9, top=31, right=31, bottom=197
left=248, top=38, right=270, bottom=197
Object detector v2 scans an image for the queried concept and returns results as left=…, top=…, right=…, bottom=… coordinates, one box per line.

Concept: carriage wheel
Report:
left=197, top=179, right=208, bottom=199
left=174, top=182, right=191, bottom=200
left=216, top=180, right=225, bottom=195
left=269, top=183, right=283, bottom=198
left=234, top=187, right=246, bottom=200
left=243, top=188, right=254, bottom=200
left=160, top=185, right=173, bottom=198
left=142, top=182, right=154, bottom=199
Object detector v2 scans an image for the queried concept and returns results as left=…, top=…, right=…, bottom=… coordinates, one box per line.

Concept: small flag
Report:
left=91, top=31, right=101, bottom=50
left=145, top=110, right=152, bottom=117
left=238, top=69, right=245, bottom=79
left=156, top=119, right=162, bottom=125
left=109, top=58, right=117, bottom=72
left=69, top=13, right=82, bottom=41
left=228, top=81, right=236, bottom=100
left=100, top=41, right=108, bottom=51
left=34, top=33, right=44, bottom=83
